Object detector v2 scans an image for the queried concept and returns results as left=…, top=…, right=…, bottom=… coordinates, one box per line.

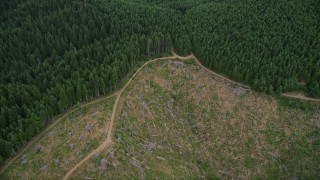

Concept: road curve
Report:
left=174, top=51, right=319, bottom=102
left=172, top=51, right=251, bottom=90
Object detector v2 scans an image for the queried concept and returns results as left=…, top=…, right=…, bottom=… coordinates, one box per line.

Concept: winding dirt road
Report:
left=62, top=55, right=178, bottom=180
left=178, top=52, right=319, bottom=102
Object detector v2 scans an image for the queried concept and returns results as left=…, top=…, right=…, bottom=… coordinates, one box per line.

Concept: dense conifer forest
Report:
left=0, top=0, right=319, bottom=163
left=185, top=0, right=320, bottom=96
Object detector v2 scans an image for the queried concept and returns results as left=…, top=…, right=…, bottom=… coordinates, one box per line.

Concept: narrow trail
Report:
left=172, top=51, right=251, bottom=90
left=0, top=92, right=118, bottom=175
left=173, top=51, right=320, bottom=102
left=282, top=93, right=320, bottom=102
left=64, top=52, right=252, bottom=179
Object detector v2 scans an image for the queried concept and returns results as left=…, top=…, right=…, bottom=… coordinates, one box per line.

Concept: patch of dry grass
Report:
left=72, top=59, right=319, bottom=179
left=1, top=97, right=115, bottom=180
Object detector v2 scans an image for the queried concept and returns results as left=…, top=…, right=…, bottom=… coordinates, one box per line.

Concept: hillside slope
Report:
left=1, top=0, right=319, bottom=172
left=69, top=58, right=319, bottom=179
left=1, top=96, right=116, bottom=179
left=1, top=54, right=319, bottom=179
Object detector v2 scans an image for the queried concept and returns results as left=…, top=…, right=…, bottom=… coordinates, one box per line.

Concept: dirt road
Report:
left=0, top=92, right=118, bottom=175
left=172, top=51, right=251, bottom=90
left=173, top=51, right=319, bottom=102
left=62, top=55, right=177, bottom=180
left=63, top=53, right=253, bottom=179
left=282, top=93, right=320, bottom=102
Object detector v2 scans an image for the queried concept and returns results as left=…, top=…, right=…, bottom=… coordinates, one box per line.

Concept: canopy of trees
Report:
left=184, top=0, right=320, bottom=96
left=1, top=0, right=319, bottom=163
left=0, top=0, right=190, bottom=163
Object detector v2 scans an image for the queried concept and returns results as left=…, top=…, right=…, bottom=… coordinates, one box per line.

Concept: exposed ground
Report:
left=63, top=52, right=320, bottom=179
left=68, top=59, right=320, bottom=179
left=282, top=92, right=320, bottom=102
left=1, top=53, right=319, bottom=179
left=0, top=96, right=116, bottom=179
left=62, top=55, right=178, bottom=180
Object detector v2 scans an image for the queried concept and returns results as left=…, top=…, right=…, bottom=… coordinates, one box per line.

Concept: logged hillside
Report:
left=69, top=59, right=320, bottom=178
left=1, top=96, right=116, bottom=179
left=2, top=55, right=319, bottom=179
left=1, top=0, right=320, bottom=167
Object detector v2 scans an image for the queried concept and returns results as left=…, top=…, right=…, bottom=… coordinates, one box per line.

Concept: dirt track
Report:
left=63, top=52, right=256, bottom=179
left=62, top=55, right=178, bottom=180
left=282, top=93, right=320, bottom=102
left=0, top=92, right=118, bottom=175
left=172, top=51, right=251, bottom=90
left=173, top=51, right=319, bottom=102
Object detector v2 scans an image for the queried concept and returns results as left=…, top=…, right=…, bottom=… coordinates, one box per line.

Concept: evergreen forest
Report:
left=1, top=0, right=319, bottom=163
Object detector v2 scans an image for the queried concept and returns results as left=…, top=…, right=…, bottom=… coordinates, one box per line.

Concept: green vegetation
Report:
left=1, top=0, right=319, bottom=172
left=277, top=97, right=318, bottom=112
left=185, top=0, right=320, bottom=96
left=0, top=0, right=186, bottom=162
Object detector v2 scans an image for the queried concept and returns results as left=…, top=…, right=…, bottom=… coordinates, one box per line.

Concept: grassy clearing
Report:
left=1, top=96, right=116, bottom=180
left=71, top=59, right=319, bottom=179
